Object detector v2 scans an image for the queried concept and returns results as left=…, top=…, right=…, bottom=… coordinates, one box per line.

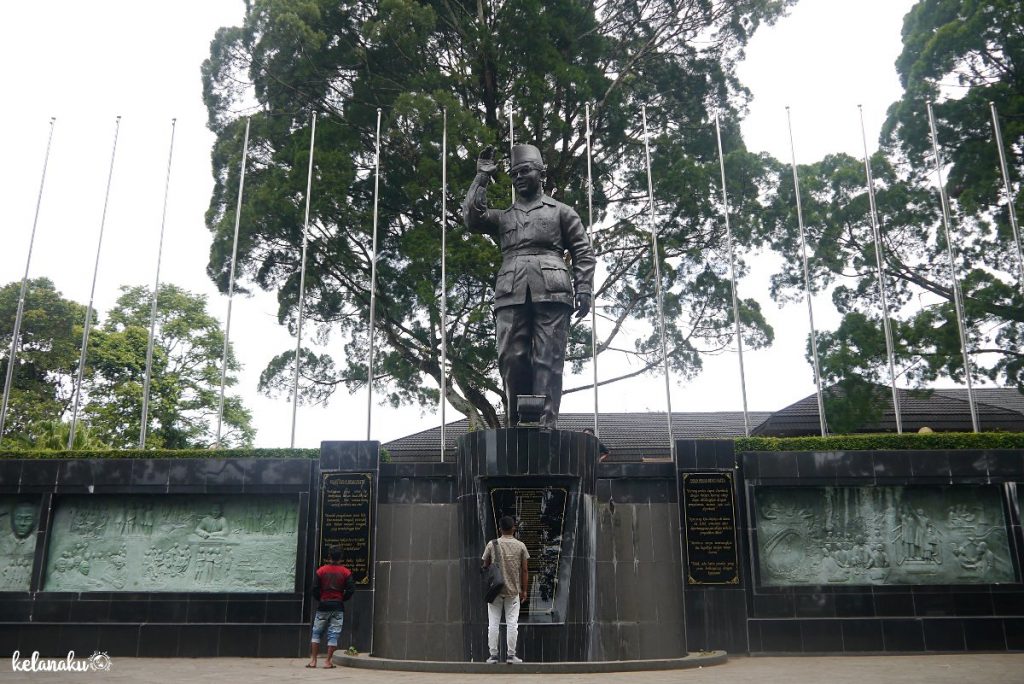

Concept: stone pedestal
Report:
left=456, top=428, right=598, bottom=662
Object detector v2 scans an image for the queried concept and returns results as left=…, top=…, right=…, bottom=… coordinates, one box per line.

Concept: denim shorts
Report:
left=311, top=609, right=344, bottom=646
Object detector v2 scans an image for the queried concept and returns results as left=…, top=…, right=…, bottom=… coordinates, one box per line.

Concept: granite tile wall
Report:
left=591, top=498, right=687, bottom=659
left=371, top=502, right=463, bottom=660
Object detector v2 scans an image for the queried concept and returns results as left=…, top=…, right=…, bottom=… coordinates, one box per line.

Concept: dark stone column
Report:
left=316, top=441, right=380, bottom=653
left=457, top=428, right=597, bottom=662
left=677, top=439, right=750, bottom=655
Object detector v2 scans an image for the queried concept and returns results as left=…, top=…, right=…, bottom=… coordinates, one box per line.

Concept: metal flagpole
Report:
left=139, top=118, right=177, bottom=448
left=927, top=101, right=979, bottom=432
left=586, top=104, right=600, bottom=435
left=69, top=116, right=122, bottom=449
left=440, top=107, right=448, bottom=462
left=366, top=108, right=382, bottom=441
left=641, top=106, right=676, bottom=461
left=216, top=117, right=251, bottom=447
left=290, top=112, right=317, bottom=448
left=714, top=112, right=751, bottom=437
left=785, top=107, right=827, bottom=437
left=508, top=100, right=515, bottom=205
left=0, top=117, right=56, bottom=445
left=989, top=102, right=1024, bottom=289
left=858, top=106, right=902, bottom=434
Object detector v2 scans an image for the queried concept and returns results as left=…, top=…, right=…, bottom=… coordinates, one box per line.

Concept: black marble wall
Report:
left=0, top=456, right=318, bottom=658
left=4, top=439, right=1019, bottom=660
left=371, top=463, right=463, bottom=660
left=594, top=462, right=687, bottom=659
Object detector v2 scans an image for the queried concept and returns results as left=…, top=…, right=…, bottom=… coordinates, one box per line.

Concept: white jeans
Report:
left=487, top=594, right=521, bottom=657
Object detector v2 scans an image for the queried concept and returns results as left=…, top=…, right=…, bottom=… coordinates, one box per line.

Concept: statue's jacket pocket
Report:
left=495, top=269, right=515, bottom=297
left=541, top=265, right=572, bottom=293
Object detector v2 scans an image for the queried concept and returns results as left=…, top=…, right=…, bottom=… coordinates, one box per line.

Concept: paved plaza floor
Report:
left=2, top=654, right=1023, bottom=684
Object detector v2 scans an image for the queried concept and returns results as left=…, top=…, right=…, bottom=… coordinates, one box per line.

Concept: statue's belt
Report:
left=502, top=248, right=564, bottom=257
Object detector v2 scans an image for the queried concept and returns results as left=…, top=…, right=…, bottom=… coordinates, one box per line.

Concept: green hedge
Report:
left=735, top=432, right=1024, bottom=452
left=0, top=447, right=320, bottom=460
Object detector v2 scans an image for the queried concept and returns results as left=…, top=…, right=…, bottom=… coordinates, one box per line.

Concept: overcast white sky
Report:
left=0, top=0, right=921, bottom=448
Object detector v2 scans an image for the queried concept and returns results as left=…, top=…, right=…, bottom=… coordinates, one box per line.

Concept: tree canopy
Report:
left=0, top=279, right=253, bottom=448
left=757, top=0, right=1024, bottom=429
left=0, top=278, right=87, bottom=438
left=202, top=0, right=790, bottom=428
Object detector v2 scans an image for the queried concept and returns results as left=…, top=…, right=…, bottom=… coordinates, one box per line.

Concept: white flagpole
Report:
left=366, top=108, right=382, bottom=441
left=641, top=106, right=676, bottom=462
left=926, top=101, right=979, bottom=432
left=858, top=105, right=902, bottom=434
left=714, top=112, right=751, bottom=437
left=440, top=107, right=448, bottom=462
left=508, top=99, right=515, bottom=205
left=216, top=117, right=251, bottom=447
left=785, top=107, right=827, bottom=437
left=139, top=118, right=177, bottom=448
left=586, top=103, right=600, bottom=436
left=989, top=102, right=1024, bottom=289
left=69, top=116, right=122, bottom=449
left=290, top=112, right=317, bottom=448
left=0, top=117, right=56, bottom=445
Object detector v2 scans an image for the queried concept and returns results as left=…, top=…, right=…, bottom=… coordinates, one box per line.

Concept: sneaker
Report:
left=485, top=655, right=499, bottom=664
left=507, top=655, right=523, bottom=664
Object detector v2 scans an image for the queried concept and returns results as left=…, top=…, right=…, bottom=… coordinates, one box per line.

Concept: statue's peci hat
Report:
left=510, top=144, right=544, bottom=169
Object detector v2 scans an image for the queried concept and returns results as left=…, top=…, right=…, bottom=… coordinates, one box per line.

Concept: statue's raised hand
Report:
left=477, top=145, right=497, bottom=180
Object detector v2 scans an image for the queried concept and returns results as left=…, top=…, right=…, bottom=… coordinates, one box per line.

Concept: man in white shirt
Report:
left=480, top=515, right=530, bottom=664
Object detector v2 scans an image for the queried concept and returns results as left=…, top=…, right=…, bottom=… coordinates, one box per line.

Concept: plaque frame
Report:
left=747, top=483, right=1021, bottom=589
left=682, top=471, right=741, bottom=586
left=317, top=471, right=374, bottom=585
left=488, top=486, right=569, bottom=617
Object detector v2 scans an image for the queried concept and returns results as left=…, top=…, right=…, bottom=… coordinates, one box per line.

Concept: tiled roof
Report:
left=383, top=387, right=1024, bottom=460
left=383, top=411, right=773, bottom=462
left=934, top=388, right=1024, bottom=415
left=751, top=387, right=1024, bottom=437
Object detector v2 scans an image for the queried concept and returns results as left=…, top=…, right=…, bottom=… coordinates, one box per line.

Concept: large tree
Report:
left=0, top=280, right=253, bottom=449
left=759, top=0, right=1024, bottom=429
left=0, top=278, right=88, bottom=440
left=202, top=0, right=787, bottom=427
left=83, top=285, right=254, bottom=449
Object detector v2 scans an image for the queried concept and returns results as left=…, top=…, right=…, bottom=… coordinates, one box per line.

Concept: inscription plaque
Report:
left=319, top=472, right=373, bottom=584
left=43, top=495, right=298, bottom=592
left=683, top=472, right=740, bottom=585
left=754, top=485, right=1016, bottom=586
left=489, top=487, right=567, bottom=615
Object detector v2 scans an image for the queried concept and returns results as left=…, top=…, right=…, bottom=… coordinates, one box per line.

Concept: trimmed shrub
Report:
left=0, top=448, right=320, bottom=460
left=735, top=432, right=1024, bottom=452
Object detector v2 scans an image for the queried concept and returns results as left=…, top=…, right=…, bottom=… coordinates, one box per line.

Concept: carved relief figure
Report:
left=195, top=503, right=228, bottom=539
left=0, top=500, right=38, bottom=590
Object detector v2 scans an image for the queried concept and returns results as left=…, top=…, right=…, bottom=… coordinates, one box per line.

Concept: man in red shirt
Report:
left=307, top=546, right=353, bottom=669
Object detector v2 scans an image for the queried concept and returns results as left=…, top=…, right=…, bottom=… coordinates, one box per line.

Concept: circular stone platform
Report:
left=333, top=650, right=727, bottom=674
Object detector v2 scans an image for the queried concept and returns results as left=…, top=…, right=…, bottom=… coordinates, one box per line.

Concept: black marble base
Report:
left=456, top=429, right=598, bottom=662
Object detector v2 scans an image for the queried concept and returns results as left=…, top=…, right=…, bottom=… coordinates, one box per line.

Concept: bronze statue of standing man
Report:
left=463, top=144, right=596, bottom=428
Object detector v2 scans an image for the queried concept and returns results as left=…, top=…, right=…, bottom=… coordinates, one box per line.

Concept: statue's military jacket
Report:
left=463, top=174, right=596, bottom=310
